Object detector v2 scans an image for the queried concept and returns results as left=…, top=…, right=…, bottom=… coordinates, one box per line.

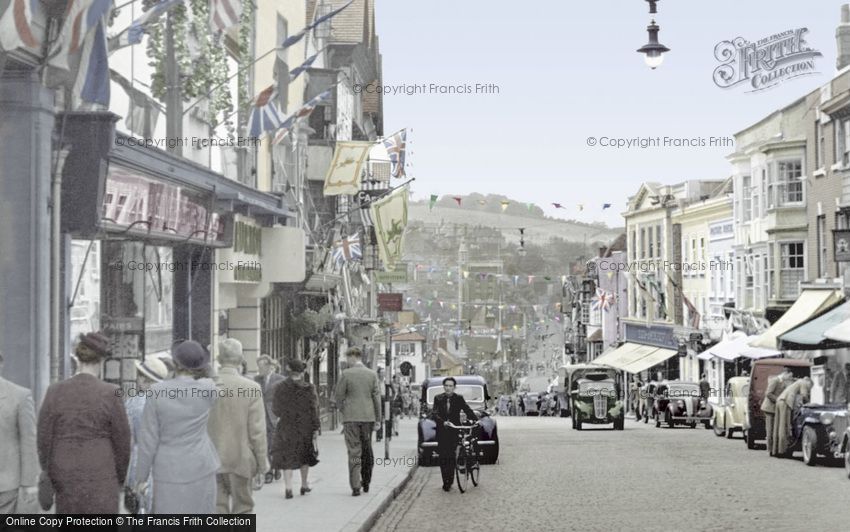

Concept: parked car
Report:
left=653, top=381, right=713, bottom=429
left=743, top=359, right=811, bottom=450
left=790, top=403, right=849, bottom=466
left=712, top=377, right=750, bottom=438
left=417, top=375, right=499, bottom=465
left=566, top=364, right=620, bottom=429
left=572, top=373, right=624, bottom=430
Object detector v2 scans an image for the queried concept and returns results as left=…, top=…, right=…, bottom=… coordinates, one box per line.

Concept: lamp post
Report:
left=637, top=20, right=670, bottom=69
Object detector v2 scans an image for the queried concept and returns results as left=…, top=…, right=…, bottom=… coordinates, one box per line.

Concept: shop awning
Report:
left=707, top=335, right=748, bottom=361
left=697, top=351, right=714, bottom=361
left=592, top=342, right=656, bottom=369
left=780, top=300, right=850, bottom=348
left=748, top=289, right=844, bottom=349
left=825, top=319, right=850, bottom=343
left=619, top=347, right=678, bottom=374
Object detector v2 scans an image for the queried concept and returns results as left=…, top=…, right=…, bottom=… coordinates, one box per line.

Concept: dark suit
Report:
left=255, top=372, right=285, bottom=459
left=431, top=392, right=478, bottom=487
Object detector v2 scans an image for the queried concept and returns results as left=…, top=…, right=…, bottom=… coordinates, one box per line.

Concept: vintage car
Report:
left=712, top=377, right=750, bottom=438
left=653, top=381, right=713, bottom=429
left=744, top=358, right=811, bottom=450
left=789, top=403, right=849, bottom=465
left=566, top=364, right=620, bottom=428
left=521, top=392, right=541, bottom=415
left=417, top=375, right=499, bottom=465
left=572, top=373, right=625, bottom=430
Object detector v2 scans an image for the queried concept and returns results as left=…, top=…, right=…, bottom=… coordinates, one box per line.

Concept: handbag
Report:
left=37, top=472, right=54, bottom=511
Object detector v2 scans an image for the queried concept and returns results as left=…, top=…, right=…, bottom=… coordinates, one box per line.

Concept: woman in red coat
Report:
left=270, top=359, right=320, bottom=499
left=36, top=332, right=131, bottom=513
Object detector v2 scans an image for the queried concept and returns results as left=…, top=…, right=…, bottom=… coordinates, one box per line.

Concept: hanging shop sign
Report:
left=378, top=293, right=404, bottom=312
left=374, top=269, right=408, bottom=284
left=834, top=229, right=850, bottom=262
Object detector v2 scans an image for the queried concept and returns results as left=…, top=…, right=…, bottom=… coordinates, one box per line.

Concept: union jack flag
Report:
left=272, top=88, right=333, bottom=145
left=47, top=0, right=112, bottom=71
left=591, top=288, right=613, bottom=312
left=382, top=129, right=406, bottom=178
left=332, top=233, right=362, bottom=266
left=247, top=85, right=284, bottom=137
left=210, top=0, right=242, bottom=34
left=0, top=0, right=40, bottom=51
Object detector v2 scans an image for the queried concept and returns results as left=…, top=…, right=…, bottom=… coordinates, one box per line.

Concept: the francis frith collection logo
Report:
left=713, top=28, right=822, bottom=92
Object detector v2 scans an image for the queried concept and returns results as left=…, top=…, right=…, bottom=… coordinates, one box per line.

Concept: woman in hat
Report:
left=134, top=341, right=221, bottom=513
left=36, top=332, right=132, bottom=513
left=270, top=359, right=320, bottom=499
left=124, top=357, right=169, bottom=513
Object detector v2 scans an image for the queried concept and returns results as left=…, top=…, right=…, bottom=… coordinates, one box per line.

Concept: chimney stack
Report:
left=837, top=4, right=850, bottom=70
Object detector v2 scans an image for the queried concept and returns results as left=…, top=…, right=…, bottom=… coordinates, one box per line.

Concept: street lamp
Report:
left=637, top=20, right=670, bottom=69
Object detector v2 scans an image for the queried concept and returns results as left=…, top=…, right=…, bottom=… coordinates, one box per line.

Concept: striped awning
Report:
left=619, top=347, right=678, bottom=374
left=749, top=289, right=843, bottom=349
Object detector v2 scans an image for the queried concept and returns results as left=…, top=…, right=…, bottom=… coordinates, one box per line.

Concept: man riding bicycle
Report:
left=431, top=377, right=478, bottom=492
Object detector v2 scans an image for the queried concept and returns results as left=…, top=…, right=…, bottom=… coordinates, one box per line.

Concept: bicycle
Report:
left=444, top=421, right=481, bottom=493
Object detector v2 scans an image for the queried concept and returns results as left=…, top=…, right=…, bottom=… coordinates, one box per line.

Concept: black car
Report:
left=791, top=403, right=849, bottom=466
left=417, top=375, right=499, bottom=465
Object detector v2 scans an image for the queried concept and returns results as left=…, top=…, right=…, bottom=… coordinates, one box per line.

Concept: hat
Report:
left=286, top=359, right=307, bottom=373
left=78, top=332, right=111, bottom=357
left=173, top=340, right=210, bottom=370
left=135, top=358, right=169, bottom=382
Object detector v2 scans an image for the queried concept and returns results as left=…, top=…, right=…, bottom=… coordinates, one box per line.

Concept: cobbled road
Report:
left=370, top=415, right=850, bottom=532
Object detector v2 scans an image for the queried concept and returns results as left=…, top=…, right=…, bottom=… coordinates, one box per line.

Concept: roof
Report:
left=423, top=375, right=488, bottom=387
left=601, top=233, right=627, bottom=256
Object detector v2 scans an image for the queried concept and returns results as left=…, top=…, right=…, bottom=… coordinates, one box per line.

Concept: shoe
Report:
left=265, top=473, right=274, bottom=484
left=362, top=484, right=369, bottom=493
left=394, top=431, right=399, bottom=436
left=352, top=488, right=361, bottom=497
left=274, top=470, right=282, bottom=481
left=442, top=484, right=451, bottom=492
left=300, top=486, right=311, bottom=495
left=285, top=490, right=293, bottom=499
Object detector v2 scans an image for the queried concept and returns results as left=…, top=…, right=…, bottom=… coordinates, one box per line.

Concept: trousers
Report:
left=343, top=422, right=374, bottom=490
left=437, top=430, right=457, bottom=487
left=764, top=413, right=775, bottom=455
left=216, top=473, right=253, bottom=514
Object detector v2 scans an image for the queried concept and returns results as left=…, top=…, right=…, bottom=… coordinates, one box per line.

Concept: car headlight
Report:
left=820, top=412, right=835, bottom=426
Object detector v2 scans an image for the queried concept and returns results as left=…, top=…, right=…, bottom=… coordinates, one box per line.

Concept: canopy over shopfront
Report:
left=779, top=300, right=850, bottom=349
left=592, top=342, right=677, bottom=373
left=706, top=334, right=780, bottom=361
left=749, top=289, right=843, bottom=349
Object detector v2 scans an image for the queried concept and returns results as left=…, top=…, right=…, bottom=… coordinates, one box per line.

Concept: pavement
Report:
left=254, top=417, right=419, bottom=532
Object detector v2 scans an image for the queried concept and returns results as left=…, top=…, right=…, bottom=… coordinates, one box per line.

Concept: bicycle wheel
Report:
left=469, top=442, right=480, bottom=487
left=455, top=445, right=468, bottom=493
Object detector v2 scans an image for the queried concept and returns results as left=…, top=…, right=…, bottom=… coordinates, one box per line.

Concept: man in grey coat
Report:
left=208, top=338, right=268, bottom=513
left=0, top=351, right=39, bottom=513
left=334, top=347, right=381, bottom=496
left=255, top=354, right=285, bottom=483
left=761, top=368, right=792, bottom=456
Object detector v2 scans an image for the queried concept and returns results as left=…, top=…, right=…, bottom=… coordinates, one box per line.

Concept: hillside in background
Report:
left=409, top=193, right=623, bottom=246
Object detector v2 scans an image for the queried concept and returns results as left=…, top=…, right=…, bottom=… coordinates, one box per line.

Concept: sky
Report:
left=375, top=0, right=850, bottom=227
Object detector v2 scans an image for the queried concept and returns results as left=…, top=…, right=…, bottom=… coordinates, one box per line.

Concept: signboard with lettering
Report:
left=378, top=293, right=403, bottom=312
left=374, top=269, right=408, bottom=284
left=834, top=229, right=850, bottom=262
left=624, top=323, right=678, bottom=350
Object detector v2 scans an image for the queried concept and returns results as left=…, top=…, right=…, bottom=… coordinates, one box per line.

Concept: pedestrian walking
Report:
left=699, top=373, right=710, bottom=400
left=0, top=350, right=39, bottom=513
left=124, top=357, right=169, bottom=514
left=134, top=340, right=221, bottom=514
left=376, top=367, right=391, bottom=442
left=334, top=347, right=381, bottom=497
left=207, top=339, right=268, bottom=514
left=762, top=368, right=792, bottom=456
left=270, top=359, right=320, bottom=499
left=432, top=377, right=478, bottom=492
left=255, top=354, right=285, bottom=484
left=36, top=332, right=131, bottom=514
left=773, top=376, right=813, bottom=458
left=391, top=375, right=403, bottom=436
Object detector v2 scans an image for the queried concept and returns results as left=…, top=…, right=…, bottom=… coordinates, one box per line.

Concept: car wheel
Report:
left=713, top=414, right=725, bottom=437
left=745, top=429, right=756, bottom=450
left=703, top=420, right=711, bottom=430
left=665, top=410, right=674, bottom=428
left=560, top=409, right=568, bottom=418
left=802, top=426, right=818, bottom=466
left=725, top=416, right=734, bottom=439
left=844, top=440, right=850, bottom=479
left=614, top=414, right=624, bottom=431
left=689, top=421, right=697, bottom=429
left=655, top=413, right=661, bottom=428
left=576, top=415, right=583, bottom=430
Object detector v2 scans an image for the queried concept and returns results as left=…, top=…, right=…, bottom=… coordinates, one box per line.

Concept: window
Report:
left=656, top=225, right=662, bottom=258
left=817, top=215, right=827, bottom=278
left=396, top=343, right=416, bottom=356
left=640, top=228, right=646, bottom=259
left=778, top=160, right=804, bottom=204
left=780, top=242, right=805, bottom=299
left=836, top=118, right=850, bottom=167
left=816, top=121, right=825, bottom=169
left=741, top=175, right=752, bottom=221
left=699, top=238, right=705, bottom=276
left=648, top=228, right=654, bottom=258
left=691, top=239, right=697, bottom=277
left=630, top=230, right=637, bottom=261
left=752, top=171, right=761, bottom=218
left=744, top=255, right=754, bottom=309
